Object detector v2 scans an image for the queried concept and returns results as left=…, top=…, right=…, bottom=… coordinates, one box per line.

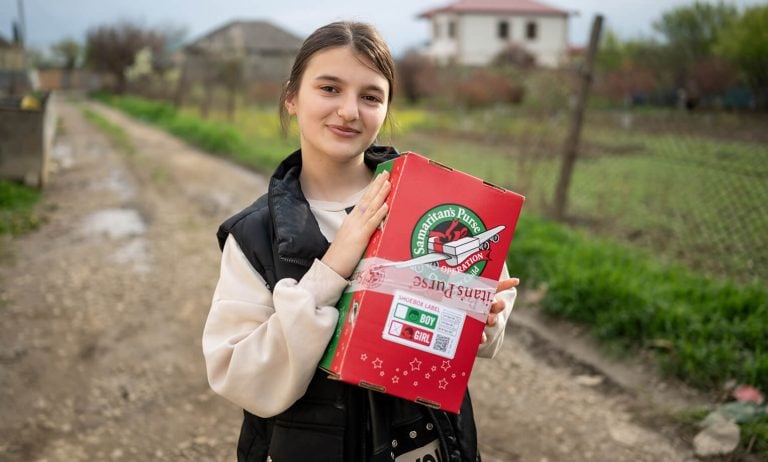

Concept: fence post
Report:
left=552, top=14, right=603, bottom=221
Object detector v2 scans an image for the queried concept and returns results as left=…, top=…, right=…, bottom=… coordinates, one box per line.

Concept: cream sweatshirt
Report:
left=202, top=194, right=516, bottom=418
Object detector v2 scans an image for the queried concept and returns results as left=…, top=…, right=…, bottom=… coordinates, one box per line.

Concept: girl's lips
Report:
left=328, top=124, right=361, bottom=137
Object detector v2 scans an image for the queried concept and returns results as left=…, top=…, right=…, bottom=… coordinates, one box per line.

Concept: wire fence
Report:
left=406, top=104, right=768, bottom=285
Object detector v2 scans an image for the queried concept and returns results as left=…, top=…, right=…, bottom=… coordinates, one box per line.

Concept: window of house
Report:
left=448, top=21, right=456, bottom=39
left=526, top=21, right=538, bottom=40
left=498, top=21, right=509, bottom=39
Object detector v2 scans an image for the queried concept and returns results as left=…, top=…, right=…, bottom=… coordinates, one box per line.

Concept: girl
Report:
left=203, top=21, right=518, bottom=462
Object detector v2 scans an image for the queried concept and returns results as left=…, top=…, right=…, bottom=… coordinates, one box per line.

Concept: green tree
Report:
left=653, top=1, right=738, bottom=60
left=716, top=5, right=768, bottom=109
left=51, top=38, right=82, bottom=70
left=595, top=29, right=624, bottom=72
left=653, top=0, right=738, bottom=93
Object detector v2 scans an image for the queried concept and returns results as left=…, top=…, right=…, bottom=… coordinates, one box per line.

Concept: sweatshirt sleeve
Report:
left=202, top=234, right=348, bottom=417
left=476, top=263, right=516, bottom=359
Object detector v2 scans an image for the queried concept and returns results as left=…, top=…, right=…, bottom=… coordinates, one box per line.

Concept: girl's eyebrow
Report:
left=314, top=75, right=385, bottom=95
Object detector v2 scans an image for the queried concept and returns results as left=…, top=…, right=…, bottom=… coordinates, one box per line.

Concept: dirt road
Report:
left=0, top=94, right=698, bottom=461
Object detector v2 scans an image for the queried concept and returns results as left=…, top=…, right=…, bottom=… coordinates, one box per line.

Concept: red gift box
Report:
left=320, top=152, right=525, bottom=413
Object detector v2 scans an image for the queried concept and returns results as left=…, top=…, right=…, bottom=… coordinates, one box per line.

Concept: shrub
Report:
left=455, top=69, right=525, bottom=107
left=396, top=49, right=439, bottom=104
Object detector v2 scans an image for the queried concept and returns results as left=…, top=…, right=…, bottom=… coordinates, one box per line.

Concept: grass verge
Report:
left=506, top=213, right=767, bottom=391
left=90, top=93, right=292, bottom=171
left=507, top=214, right=767, bottom=457
left=0, top=180, right=42, bottom=236
left=81, top=107, right=135, bottom=155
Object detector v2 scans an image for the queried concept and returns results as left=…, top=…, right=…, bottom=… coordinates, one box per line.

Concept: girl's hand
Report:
left=321, top=171, right=391, bottom=279
left=487, top=277, right=519, bottom=327
left=481, top=277, right=519, bottom=342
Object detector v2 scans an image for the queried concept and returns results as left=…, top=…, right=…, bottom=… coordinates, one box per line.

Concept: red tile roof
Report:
left=419, top=0, right=570, bottom=18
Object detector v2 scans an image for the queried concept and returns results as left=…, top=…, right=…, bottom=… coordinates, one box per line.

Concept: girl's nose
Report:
left=337, top=96, right=359, bottom=121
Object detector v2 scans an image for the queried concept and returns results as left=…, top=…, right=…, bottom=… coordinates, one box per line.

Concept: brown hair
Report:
left=279, top=21, right=396, bottom=134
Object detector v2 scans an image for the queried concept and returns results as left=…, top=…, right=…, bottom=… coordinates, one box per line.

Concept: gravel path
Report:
left=0, top=94, right=697, bottom=461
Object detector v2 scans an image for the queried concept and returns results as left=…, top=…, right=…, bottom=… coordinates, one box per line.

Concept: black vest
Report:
left=217, top=147, right=480, bottom=462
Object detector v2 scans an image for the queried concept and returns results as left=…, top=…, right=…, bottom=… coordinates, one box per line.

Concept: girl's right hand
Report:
left=321, top=170, right=391, bottom=279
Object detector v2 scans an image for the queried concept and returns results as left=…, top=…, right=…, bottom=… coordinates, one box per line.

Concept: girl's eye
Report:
left=363, top=95, right=383, bottom=104
left=320, top=86, right=338, bottom=93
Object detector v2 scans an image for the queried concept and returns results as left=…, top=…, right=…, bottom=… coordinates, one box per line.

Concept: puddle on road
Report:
left=81, top=208, right=146, bottom=239
left=112, top=238, right=151, bottom=273
left=81, top=208, right=152, bottom=273
left=91, top=170, right=136, bottom=201
left=52, top=143, right=74, bottom=169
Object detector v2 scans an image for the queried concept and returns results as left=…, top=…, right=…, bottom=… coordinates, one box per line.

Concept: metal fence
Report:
left=429, top=105, right=768, bottom=285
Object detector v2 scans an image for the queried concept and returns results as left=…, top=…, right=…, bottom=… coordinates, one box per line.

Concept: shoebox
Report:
left=319, top=152, right=525, bottom=413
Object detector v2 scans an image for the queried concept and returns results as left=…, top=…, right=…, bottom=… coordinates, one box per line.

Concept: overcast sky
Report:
left=1, top=0, right=764, bottom=57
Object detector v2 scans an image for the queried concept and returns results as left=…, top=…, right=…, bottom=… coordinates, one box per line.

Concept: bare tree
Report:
left=217, top=57, right=244, bottom=121
left=396, top=49, right=437, bottom=104
left=85, top=21, right=164, bottom=93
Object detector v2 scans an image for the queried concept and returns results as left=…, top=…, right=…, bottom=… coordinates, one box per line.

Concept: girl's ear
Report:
left=284, top=85, right=297, bottom=115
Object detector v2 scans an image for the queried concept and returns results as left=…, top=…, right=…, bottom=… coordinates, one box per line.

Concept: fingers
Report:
left=370, top=202, right=388, bottom=227
left=356, top=170, right=389, bottom=214
left=496, top=277, right=519, bottom=293
left=355, top=171, right=390, bottom=230
left=487, top=298, right=507, bottom=326
left=320, top=171, right=391, bottom=279
left=487, top=300, right=504, bottom=326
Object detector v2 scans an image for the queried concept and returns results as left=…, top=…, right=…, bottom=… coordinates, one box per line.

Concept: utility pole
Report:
left=552, top=14, right=603, bottom=221
left=17, top=0, right=26, bottom=46
left=17, top=0, right=27, bottom=67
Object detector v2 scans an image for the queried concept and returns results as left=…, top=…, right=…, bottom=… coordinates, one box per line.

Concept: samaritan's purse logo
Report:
left=410, top=204, right=499, bottom=276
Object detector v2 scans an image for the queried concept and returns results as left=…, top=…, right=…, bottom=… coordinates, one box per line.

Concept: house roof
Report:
left=418, top=0, right=570, bottom=18
left=187, top=20, right=303, bottom=54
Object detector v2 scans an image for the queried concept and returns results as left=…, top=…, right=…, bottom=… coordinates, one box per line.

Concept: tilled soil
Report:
left=0, top=94, right=698, bottom=461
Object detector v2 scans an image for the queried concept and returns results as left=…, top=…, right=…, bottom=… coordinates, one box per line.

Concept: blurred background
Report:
left=1, top=0, right=766, bottom=460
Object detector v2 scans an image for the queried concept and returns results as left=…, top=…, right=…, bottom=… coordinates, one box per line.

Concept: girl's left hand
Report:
left=487, top=277, right=520, bottom=327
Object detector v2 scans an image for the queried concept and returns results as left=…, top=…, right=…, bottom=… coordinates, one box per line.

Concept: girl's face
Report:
left=285, top=46, right=389, bottom=165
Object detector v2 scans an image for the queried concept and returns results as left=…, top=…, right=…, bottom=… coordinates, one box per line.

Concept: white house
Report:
left=418, top=0, right=571, bottom=67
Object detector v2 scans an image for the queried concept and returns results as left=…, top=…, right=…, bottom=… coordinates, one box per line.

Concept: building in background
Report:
left=181, top=20, right=303, bottom=84
left=418, top=0, right=571, bottom=67
left=0, top=33, right=33, bottom=96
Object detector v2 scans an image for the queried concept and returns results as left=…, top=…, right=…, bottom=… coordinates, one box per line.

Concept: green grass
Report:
left=81, top=107, right=136, bottom=155
left=743, top=416, right=768, bottom=456
left=506, top=213, right=767, bottom=392
left=90, top=93, right=292, bottom=171
left=0, top=180, right=42, bottom=236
